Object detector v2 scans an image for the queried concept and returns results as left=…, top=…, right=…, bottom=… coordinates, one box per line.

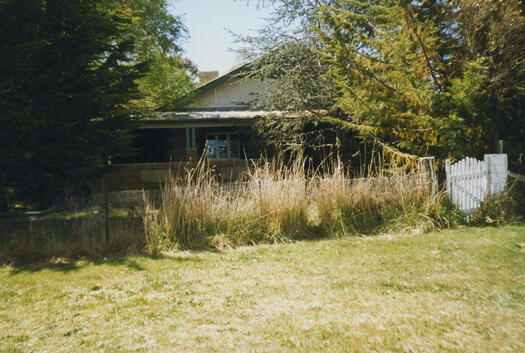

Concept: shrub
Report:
left=470, top=194, right=517, bottom=226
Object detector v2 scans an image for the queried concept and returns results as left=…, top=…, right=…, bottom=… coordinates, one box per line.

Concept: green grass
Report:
left=1, top=224, right=524, bottom=352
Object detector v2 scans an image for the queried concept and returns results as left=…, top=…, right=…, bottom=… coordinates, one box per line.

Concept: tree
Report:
left=236, top=0, right=339, bottom=154
left=246, top=0, right=525, bottom=165
left=451, top=0, right=525, bottom=165
left=132, top=55, right=197, bottom=111
left=316, top=0, right=452, bottom=160
left=101, top=0, right=197, bottom=111
left=0, top=0, right=146, bottom=208
left=238, top=0, right=339, bottom=112
left=246, top=41, right=339, bottom=155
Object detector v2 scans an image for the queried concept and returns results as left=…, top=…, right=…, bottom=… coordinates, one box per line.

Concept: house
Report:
left=100, top=62, right=273, bottom=191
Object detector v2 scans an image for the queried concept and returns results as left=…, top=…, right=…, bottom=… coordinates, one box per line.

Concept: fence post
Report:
left=484, top=154, right=508, bottom=197
left=103, top=180, right=110, bottom=244
left=445, top=159, right=450, bottom=199
left=418, top=157, right=437, bottom=198
left=430, top=158, right=437, bottom=198
left=484, top=155, right=491, bottom=196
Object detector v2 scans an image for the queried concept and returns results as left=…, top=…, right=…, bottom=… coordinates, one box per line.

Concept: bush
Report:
left=470, top=194, right=518, bottom=226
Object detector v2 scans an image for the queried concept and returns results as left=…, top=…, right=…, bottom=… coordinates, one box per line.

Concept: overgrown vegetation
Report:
left=2, top=224, right=524, bottom=352
left=0, top=0, right=194, bottom=209
left=0, top=207, right=143, bottom=265
left=142, top=156, right=463, bottom=254
left=470, top=180, right=525, bottom=226
left=1, top=156, right=520, bottom=265
left=99, top=0, right=197, bottom=111
left=242, top=0, right=525, bottom=164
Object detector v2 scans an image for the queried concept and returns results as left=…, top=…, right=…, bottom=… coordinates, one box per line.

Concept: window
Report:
left=206, top=132, right=240, bottom=160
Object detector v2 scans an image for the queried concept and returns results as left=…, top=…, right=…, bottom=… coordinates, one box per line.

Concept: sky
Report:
left=174, top=0, right=274, bottom=75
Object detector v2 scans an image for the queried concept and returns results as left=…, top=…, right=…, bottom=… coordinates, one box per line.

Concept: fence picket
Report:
left=464, top=159, right=469, bottom=211
left=458, top=159, right=462, bottom=210
left=451, top=162, right=456, bottom=205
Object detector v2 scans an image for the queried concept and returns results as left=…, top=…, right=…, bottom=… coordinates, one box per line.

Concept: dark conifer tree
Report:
left=0, top=0, right=146, bottom=208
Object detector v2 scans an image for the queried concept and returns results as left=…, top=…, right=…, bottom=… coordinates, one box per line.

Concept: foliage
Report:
left=510, top=179, right=525, bottom=217
left=470, top=195, right=518, bottom=226
left=131, top=55, right=196, bottom=111
left=236, top=0, right=340, bottom=153
left=452, top=0, right=525, bottom=166
left=252, top=113, right=337, bottom=157
left=438, top=60, right=492, bottom=158
left=247, top=41, right=337, bottom=112
left=244, top=0, right=525, bottom=164
left=245, top=42, right=338, bottom=154
left=0, top=0, right=146, bottom=208
left=0, top=0, right=196, bottom=208
left=100, top=0, right=196, bottom=110
left=316, top=0, right=453, bottom=161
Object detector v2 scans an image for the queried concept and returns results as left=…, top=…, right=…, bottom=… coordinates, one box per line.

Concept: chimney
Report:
left=198, top=71, right=219, bottom=86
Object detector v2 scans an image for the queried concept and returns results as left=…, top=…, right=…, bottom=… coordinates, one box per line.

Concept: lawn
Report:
left=1, top=224, right=524, bottom=352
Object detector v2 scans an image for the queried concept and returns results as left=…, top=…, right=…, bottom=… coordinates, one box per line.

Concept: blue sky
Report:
left=173, top=0, right=274, bottom=75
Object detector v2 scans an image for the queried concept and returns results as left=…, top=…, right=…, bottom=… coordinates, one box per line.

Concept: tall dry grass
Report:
left=143, top=160, right=236, bottom=253
left=314, top=158, right=448, bottom=235
left=143, top=155, right=458, bottom=253
left=0, top=207, right=144, bottom=265
left=143, top=156, right=313, bottom=254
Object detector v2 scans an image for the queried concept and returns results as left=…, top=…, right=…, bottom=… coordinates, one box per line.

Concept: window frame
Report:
left=205, top=132, right=240, bottom=161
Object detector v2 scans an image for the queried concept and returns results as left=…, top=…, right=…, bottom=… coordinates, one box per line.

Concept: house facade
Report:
left=101, top=63, right=271, bottom=191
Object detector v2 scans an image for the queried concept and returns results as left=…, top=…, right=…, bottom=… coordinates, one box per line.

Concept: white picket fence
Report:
left=445, top=154, right=508, bottom=213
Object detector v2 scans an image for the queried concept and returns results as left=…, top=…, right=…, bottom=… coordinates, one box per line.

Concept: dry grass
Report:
left=0, top=208, right=143, bottom=265
left=144, top=155, right=459, bottom=252
left=143, top=156, right=316, bottom=253
left=314, top=159, right=439, bottom=235
left=0, top=155, right=457, bottom=264
left=1, top=224, right=524, bottom=352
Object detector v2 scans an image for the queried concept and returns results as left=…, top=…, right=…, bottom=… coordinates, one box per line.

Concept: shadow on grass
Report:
left=7, top=261, right=86, bottom=275
left=6, top=251, right=205, bottom=276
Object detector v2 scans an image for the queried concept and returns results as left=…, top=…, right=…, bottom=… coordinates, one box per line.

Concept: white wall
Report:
left=196, top=77, right=266, bottom=109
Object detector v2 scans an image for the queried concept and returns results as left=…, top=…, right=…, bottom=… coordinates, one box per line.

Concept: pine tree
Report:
left=317, top=0, right=448, bottom=160
left=452, top=0, right=525, bottom=163
left=0, top=0, right=146, bottom=208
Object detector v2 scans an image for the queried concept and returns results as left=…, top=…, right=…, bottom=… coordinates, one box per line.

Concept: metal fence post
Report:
left=103, top=180, right=110, bottom=244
